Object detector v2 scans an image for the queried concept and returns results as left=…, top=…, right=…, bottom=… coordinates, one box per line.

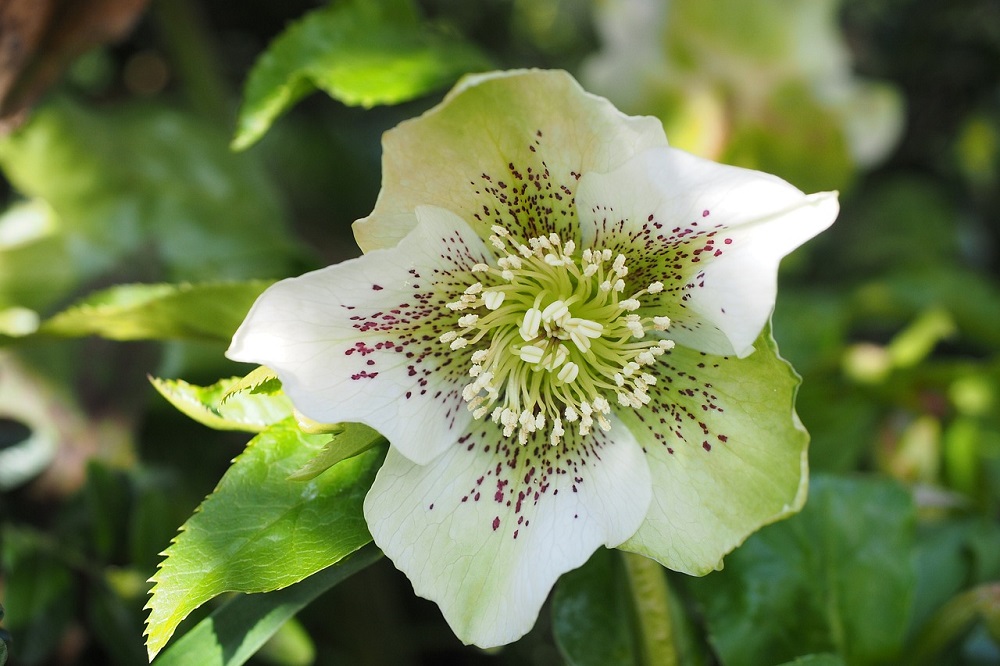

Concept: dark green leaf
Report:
left=32, top=281, right=271, bottom=343
left=233, top=0, right=491, bottom=150
left=775, top=656, right=845, bottom=666
left=553, top=550, right=704, bottom=666
left=152, top=546, right=381, bottom=666
left=145, top=421, right=386, bottom=659
left=553, top=549, right=636, bottom=666
left=687, top=475, right=916, bottom=666
left=151, top=375, right=292, bottom=432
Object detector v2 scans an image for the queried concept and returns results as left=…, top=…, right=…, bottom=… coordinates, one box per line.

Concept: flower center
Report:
left=440, top=225, right=675, bottom=445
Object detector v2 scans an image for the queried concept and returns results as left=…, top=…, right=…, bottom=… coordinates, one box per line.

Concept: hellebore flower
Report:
left=227, top=69, right=838, bottom=648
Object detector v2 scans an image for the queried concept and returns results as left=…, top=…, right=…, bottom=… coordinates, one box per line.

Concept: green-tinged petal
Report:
left=363, top=415, right=651, bottom=648
left=577, top=148, right=838, bottom=357
left=616, top=329, right=808, bottom=575
left=228, top=206, right=491, bottom=465
left=353, top=69, right=667, bottom=252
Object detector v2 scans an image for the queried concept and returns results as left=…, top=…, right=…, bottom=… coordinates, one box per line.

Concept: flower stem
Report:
left=622, top=551, right=678, bottom=666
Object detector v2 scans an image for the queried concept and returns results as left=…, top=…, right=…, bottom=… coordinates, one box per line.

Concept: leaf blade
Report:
left=232, top=0, right=491, bottom=150
left=144, top=421, right=386, bottom=659
left=152, top=546, right=382, bottom=666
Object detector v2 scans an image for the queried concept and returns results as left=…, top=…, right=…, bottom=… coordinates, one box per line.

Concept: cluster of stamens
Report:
left=439, top=225, right=675, bottom=445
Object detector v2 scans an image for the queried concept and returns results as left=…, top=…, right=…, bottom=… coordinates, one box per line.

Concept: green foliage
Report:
left=0, top=0, right=998, bottom=664
left=552, top=549, right=704, bottom=666
left=153, top=546, right=381, bottom=666
left=144, top=421, right=386, bottom=659
left=687, top=475, right=916, bottom=665
left=151, top=376, right=292, bottom=432
left=287, top=422, right=386, bottom=480
left=0, top=98, right=297, bottom=291
left=232, top=0, right=491, bottom=150
left=3, top=281, right=272, bottom=344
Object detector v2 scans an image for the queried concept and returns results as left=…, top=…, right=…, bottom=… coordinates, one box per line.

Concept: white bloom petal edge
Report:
left=577, top=147, right=838, bottom=357
left=226, top=206, right=495, bottom=465
left=364, top=415, right=651, bottom=647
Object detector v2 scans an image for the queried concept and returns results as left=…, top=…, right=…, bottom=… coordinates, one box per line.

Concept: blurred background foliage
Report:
left=0, top=0, right=998, bottom=664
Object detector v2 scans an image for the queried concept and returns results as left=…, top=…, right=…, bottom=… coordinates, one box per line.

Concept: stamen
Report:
left=443, top=225, right=675, bottom=445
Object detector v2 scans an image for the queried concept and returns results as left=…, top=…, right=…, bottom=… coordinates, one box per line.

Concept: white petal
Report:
left=353, top=69, right=667, bottom=252
left=227, top=206, right=493, bottom=465
left=577, top=147, right=838, bottom=357
left=364, top=417, right=651, bottom=647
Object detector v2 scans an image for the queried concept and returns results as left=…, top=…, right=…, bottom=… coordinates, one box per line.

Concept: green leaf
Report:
left=145, top=421, right=386, bottom=659
left=287, top=422, right=386, bottom=480
left=151, top=376, right=292, bottom=432
left=687, top=475, right=916, bottom=666
left=553, top=549, right=636, bottom=666
left=232, top=0, right=491, bottom=150
left=223, top=366, right=282, bottom=401
left=0, top=98, right=297, bottom=285
left=553, top=550, right=704, bottom=666
left=775, top=656, right=846, bottom=666
left=33, top=281, right=271, bottom=343
left=153, top=546, right=381, bottom=666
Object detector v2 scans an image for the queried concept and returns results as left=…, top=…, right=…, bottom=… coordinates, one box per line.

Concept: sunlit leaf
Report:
left=287, top=422, right=385, bottom=481
left=152, top=546, right=381, bottom=666
left=151, top=376, right=293, bottom=432
left=33, top=281, right=271, bottom=343
left=144, top=421, right=385, bottom=659
left=232, top=0, right=491, bottom=150
left=222, top=366, right=282, bottom=401
left=687, top=475, right=916, bottom=666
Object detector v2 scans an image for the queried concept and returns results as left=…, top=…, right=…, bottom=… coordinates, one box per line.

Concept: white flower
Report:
left=227, top=70, right=838, bottom=647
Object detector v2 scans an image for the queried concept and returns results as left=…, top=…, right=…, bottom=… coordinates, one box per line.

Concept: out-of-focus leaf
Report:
left=144, top=421, right=385, bottom=659
left=1, top=528, right=76, bottom=665
left=853, top=270, right=1000, bottom=350
left=152, top=546, right=381, bottom=666
left=151, top=376, right=292, bottom=433
left=232, top=0, right=491, bottom=150
left=775, top=656, right=845, bottom=666
left=19, top=281, right=271, bottom=343
left=0, top=200, right=77, bottom=312
left=254, top=616, right=315, bottom=666
left=287, top=422, right=385, bottom=480
left=909, top=517, right=1000, bottom=641
left=0, top=98, right=297, bottom=283
left=687, top=475, right=916, bottom=666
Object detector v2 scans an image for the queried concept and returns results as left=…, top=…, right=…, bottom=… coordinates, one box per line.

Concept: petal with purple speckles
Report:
left=576, top=147, right=838, bottom=357
left=615, top=329, right=808, bottom=574
left=363, top=414, right=651, bottom=647
left=353, top=69, right=667, bottom=253
left=227, top=206, right=493, bottom=465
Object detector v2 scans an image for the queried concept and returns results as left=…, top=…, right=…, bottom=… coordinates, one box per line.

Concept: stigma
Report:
left=441, top=224, right=675, bottom=445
